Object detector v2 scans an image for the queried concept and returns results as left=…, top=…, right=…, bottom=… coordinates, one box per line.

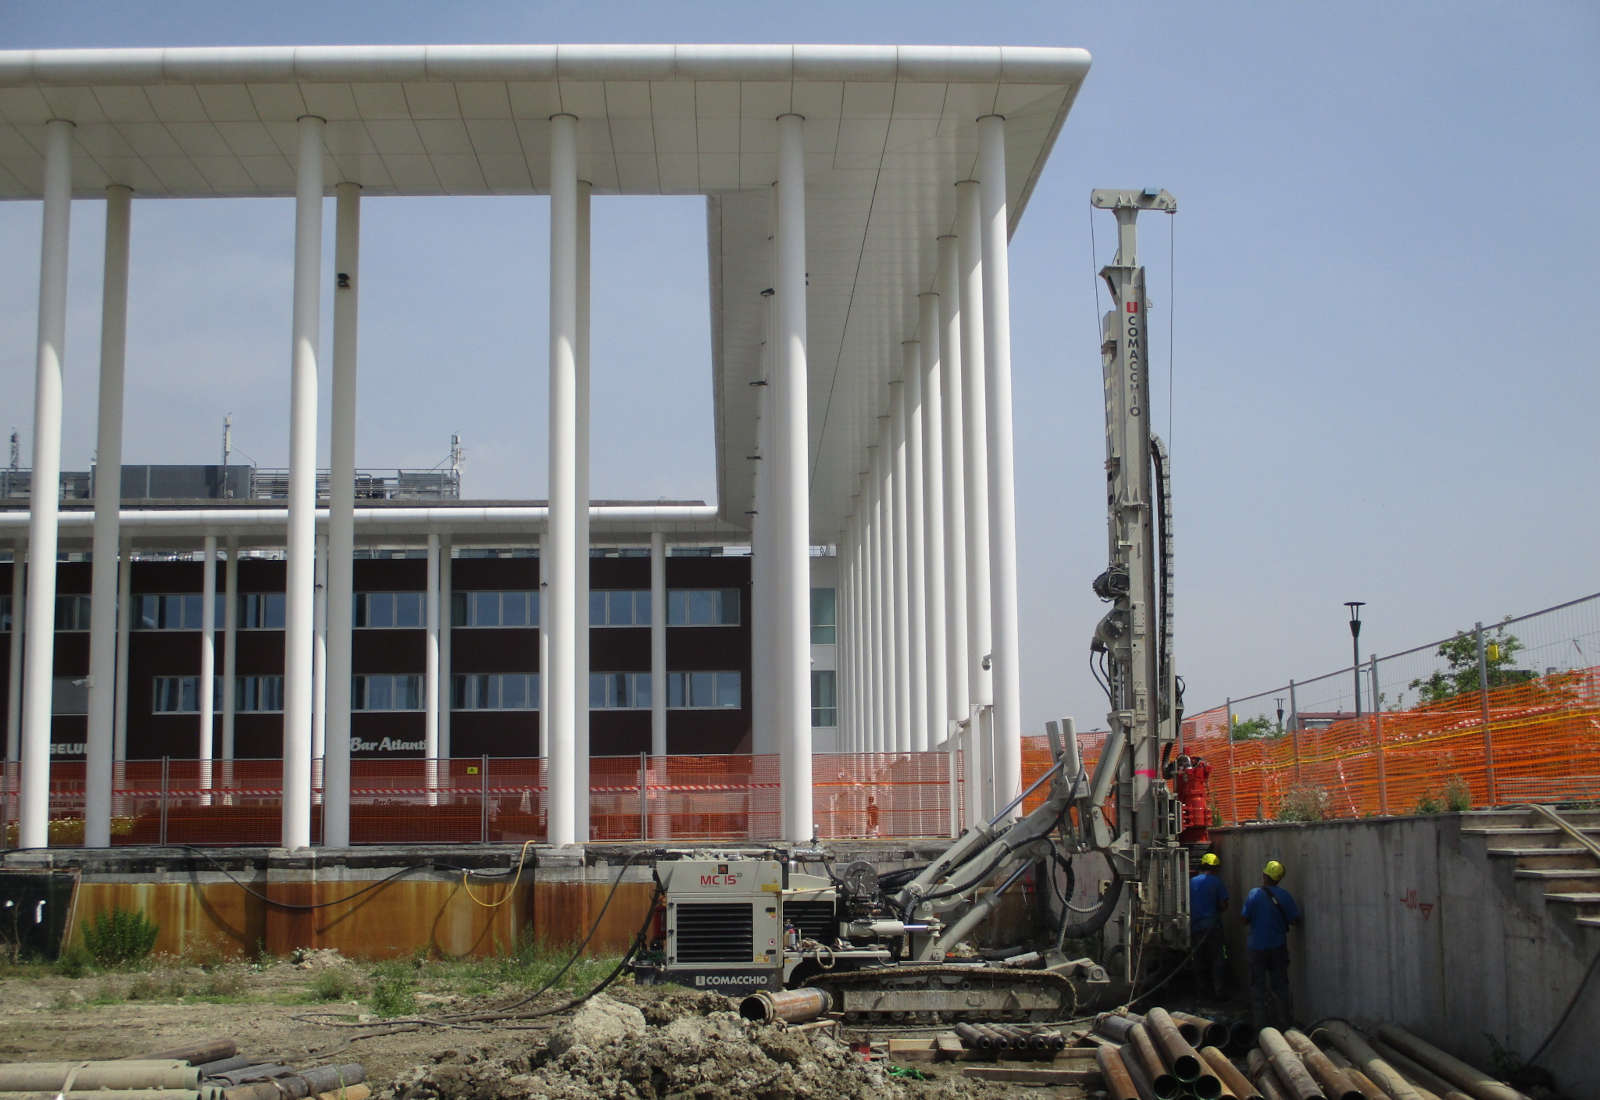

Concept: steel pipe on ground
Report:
left=219, top=1065, right=365, bottom=1100
left=1172, top=1011, right=1230, bottom=1050
left=0, top=1063, right=200, bottom=1091
left=1371, top=1041, right=1477, bottom=1100
left=1099, top=1044, right=1143, bottom=1100
left=955, top=1023, right=994, bottom=1053
left=974, top=1024, right=1013, bottom=1052
left=1314, top=1021, right=1424, bottom=1100
left=737, top=987, right=832, bottom=1025
left=1128, top=1024, right=1182, bottom=1100
left=1147, top=1007, right=1207, bottom=1084
left=1286, top=1028, right=1365, bottom=1100
left=1202, top=1045, right=1262, bottom=1100
left=1374, top=1025, right=1528, bottom=1100
left=194, top=1059, right=252, bottom=1078
left=1121, top=1044, right=1163, bottom=1100
left=1096, top=1013, right=1140, bottom=1043
left=1320, top=1048, right=1394, bottom=1100
left=0, top=1091, right=198, bottom=1100
left=1258, top=1028, right=1328, bottom=1100
left=1248, top=1049, right=1296, bottom=1100
left=133, top=1042, right=239, bottom=1066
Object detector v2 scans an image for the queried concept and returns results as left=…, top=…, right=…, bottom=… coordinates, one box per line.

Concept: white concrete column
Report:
left=545, top=113, right=579, bottom=847
left=957, top=180, right=994, bottom=818
left=917, top=294, right=948, bottom=762
left=835, top=527, right=848, bottom=753
left=19, top=118, right=73, bottom=850
left=312, top=533, right=327, bottom=767
left=938, top=238, right=969, bottom=737
left=281, top=113, right=325, bottom=851
left=903, top=342, right=927, bottom=753
left=324, top=182, right=360, bottom=847
left=6, top=542, right=23, bottom=765
left=854, top=515, right=868, bottom=753
left=650, top=531, right=667, bottom=758
left=114, top=538, right=130, bottom=772
left=871, top=438, right=890, bottom=753
left=978, top=116, right=1024, bottom=814
left=85, top=185, right=131, bottom=847
left=574, top=179, right=592, bottom=843
left=750, top=375, right=772, bottom=756
left=775, top=113, right=812, bottom=841
left=220, top=541, right=236, bottom=785
left=890, top=380, right=912, bottom=753
left=199, top=535, right=217, bottom=805
left=424, top=532, right=440, bottom=805
left=439, top=542, right=452, bottom=763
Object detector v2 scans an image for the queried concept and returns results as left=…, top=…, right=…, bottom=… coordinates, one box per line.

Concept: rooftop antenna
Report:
left=449, top=433, right=463, bottom=479
left=8, top=429, right=18, bottom=472
left=221, top=413, right=234, bottom=497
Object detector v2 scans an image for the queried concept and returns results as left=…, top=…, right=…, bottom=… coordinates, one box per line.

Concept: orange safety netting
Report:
left=1019, top=666, right=1600, bottom=824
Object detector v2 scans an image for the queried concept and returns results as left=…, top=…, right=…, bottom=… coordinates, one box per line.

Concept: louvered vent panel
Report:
left=674, top=903, right=754, bottom=962
left=784, top=900, right=836, bottom=943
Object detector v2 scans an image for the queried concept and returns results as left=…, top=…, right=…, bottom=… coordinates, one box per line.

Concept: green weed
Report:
left=81, top=906, right=159, bottom=968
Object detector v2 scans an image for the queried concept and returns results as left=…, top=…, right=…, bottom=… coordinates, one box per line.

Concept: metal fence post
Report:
left=1476, top=621, right=1498, bottom=805
left=1371, top=656, right=1386, bottom=815
left=159, top=755, right=170, bottom=845
left=480, top=754, right=490, bottom=844
left=639, top=751, right=648, bottom=842
left=1225, top=698, right=1237, bottom=824
left=1288, top=679, right=1302, bottom=784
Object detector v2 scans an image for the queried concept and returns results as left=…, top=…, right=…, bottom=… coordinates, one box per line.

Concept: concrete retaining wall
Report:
left=1215, top=814, right=1598, bottom=1100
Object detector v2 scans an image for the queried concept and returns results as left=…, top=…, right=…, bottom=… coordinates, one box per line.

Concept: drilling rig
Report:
left=631, top=189, right=1186, bottom=1017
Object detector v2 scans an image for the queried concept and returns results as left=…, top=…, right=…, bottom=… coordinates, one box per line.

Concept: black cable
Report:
left=1090, top=650, right=1111, bottom=704
left=179, top=845, right=433, bottom=910
left=1527, top=945, right=1600, bottom=1066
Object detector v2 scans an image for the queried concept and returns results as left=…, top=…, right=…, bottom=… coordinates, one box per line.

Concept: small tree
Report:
left=1409, top=625, right=1536, bottom=704
left=1229, top=714, right=1278, bottom=740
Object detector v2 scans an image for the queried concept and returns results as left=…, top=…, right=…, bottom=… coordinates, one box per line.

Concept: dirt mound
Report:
left=384, top=994, right=982, bottom=1100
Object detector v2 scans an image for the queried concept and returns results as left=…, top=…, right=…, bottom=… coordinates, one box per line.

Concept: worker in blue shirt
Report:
left=1241, top=859, right=1301, bottom=1033
left=1189, top=851, right=1230, bottom=1000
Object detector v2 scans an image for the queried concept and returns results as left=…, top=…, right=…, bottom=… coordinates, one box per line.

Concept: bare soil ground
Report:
left=0, top=953, right=1081, bottom=1099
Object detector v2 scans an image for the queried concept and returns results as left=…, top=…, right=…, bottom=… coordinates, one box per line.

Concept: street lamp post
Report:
left=1275, top=696, right=1285, bottom=735
left=1346, top=601, right=1365, bottom=719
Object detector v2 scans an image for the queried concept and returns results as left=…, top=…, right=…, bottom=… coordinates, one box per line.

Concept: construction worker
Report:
left=1241, top=859, right=1301, bottom=1032
left=1189, top=851, right=1229, bottom=1000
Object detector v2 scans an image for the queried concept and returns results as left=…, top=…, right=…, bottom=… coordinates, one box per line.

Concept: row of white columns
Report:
left=834, top=115, right=1024, bottom=826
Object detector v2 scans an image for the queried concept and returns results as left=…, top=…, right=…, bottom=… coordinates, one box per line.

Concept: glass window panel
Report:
left=589, top=591, right=606, bottom=624
left=181, top=594, right=202, bottom=629
left=530, top=673, right=540, bottom=708
left=502, top=591, right=528, bottom=627
left=350, top=677, right=365, bottom=710
left=635, top=590, right=651, bottom=626
left=367, top=676, right=391, bottom=710
left=716, top=672, right=741, bottom=708
left=138, top=594, right=159, bottom=629
left=689, top=590, right=714, bottom=625
left=451, top=676, right=467, bottom=710
left=180, top=677, right=198, bottom=713
left=811, top=588, right=836, bottom=644
left=589, top=673, right=606, bottom=708
left=690, top=671, right=714, bottom=707
left=668, top=590, right=690, bottom=625
left=451, top=591, right=469, bottom=627
left=634, top=673, right=651, bottom=708
left=399, top=676, right=422, bottom=709
left=501, top=674, right=526, bottom=710
left=668, top=673, right=685, bottom=708
left=369, top=593, right=395, bottom=628
left=215, top=597, right=226, bottom=629
left=719, top=589, right=741, bottom=626
left=608, top=590, right=633, bottom=626
left=612, top=672, right=631, bottom=707
left=471, top=591, right=500, bottom=627
left=264, top=594, right=285, bottom=630
left=394, top=592, right=423, bottom=628
left=265, top=677, right=283, bottom=711
left=530, top=593, right=540, bottom=627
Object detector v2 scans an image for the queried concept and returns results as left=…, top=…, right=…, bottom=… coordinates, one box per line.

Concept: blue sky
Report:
left=2, top=1, right=1596, bottom=735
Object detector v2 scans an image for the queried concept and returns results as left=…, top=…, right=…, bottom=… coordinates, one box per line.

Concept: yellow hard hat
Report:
left=1263, top=859, right=1285, bottom=882
left=1201, top=852, right=1220, bottom=867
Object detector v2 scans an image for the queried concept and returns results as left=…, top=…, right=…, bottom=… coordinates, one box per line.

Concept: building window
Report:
left=54, top=594, right=92, bottom=631
left=811, top=588, right=836, bottom=644
left=0, top=593, right=11, bottom=631
left=134, top=593, right=210, bottom=630
left=153, top=675, right=204, bottom=714
left=590, top=671, right=651, bottom=709
left=352, top=674, right=423, bottom=711
left=665, top=670, right=741, bottom=709
left=811, top=670, right=838, bottom=728
left=451, top=590, right=538, bottom=628
left=236, top=675, right=284, bottom=713
left=237, top=593, right=286, bottom=630
left=354, top=591, right=425, bottom=629
left=52, top=677, right=90, bottom=715
left=452, top=672, right=539, bottom=710
left=667, top=588, right=740, bottom=626
left=590, top=589, right=650, bottom=627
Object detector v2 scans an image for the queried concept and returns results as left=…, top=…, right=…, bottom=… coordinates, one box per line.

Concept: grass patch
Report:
left=82, top=907, right=159, bottom=969
left=309, top=968, right=362, bottom=1002
left=367, top=960, right=419, bottom=1018
left=428, top=935, right=621, bottom=998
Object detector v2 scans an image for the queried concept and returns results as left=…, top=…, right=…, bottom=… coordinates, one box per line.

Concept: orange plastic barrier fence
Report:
left=1019, top=666, right=1600, bottom=824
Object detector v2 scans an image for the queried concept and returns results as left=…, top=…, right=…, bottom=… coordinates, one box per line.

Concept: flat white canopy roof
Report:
left=0, top=44, right=1091, bottom=538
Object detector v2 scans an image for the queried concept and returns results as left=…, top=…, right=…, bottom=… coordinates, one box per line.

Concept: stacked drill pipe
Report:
left=1371, top=1041, right=1481, bottom=1100
left=1320, top=1047, right=1392, bottom=1100
left=738, top=987, right=832, bottom=1025
left=1256, top=1028, right=1328, bottom=1100
left=1096, top=1011, right=1141, bottom=1044
left=1201, top=1045, right=1261, bottom=1100
left=954, top=1023, right=996, bottom=1059
left=1373, top=1024, right=1530, bottom=1100
left=1100, top=1045, right=1145, bottom=1100
left=1172, top=1011, right=1230, bottom=1051
left=0, top=1063, right=202, bottom=1093
left=1247, top=1049, right=1296, bottom=1100
left=218, top=1065, right=366, bottom=1100
left=131, top=1043, right=240, bottom=1067
left=1284, top=1029, right=1363, bottom=1100
left=1126, top=1022, right=1184, bottom=1100
left=1314, top=1020, right=1425, bottom=1100
left=1148, top=1008, right=1224, bottom=1100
